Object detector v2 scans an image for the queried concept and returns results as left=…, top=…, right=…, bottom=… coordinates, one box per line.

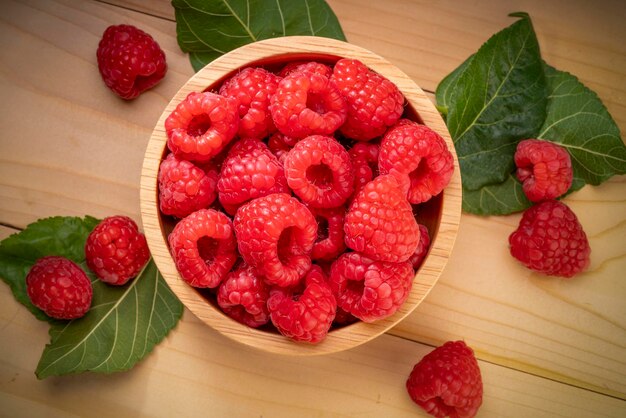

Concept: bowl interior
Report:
left=140, top=36, right=462, bottom=355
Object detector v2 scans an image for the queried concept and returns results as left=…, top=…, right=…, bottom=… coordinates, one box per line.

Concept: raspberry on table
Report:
left=344, top=174, right=420, bottom=263
left=309, top=206, right=347, bottom=261
left=406, top=341, right=483, bottom=418
left=26, top=256, right=93, bottom=320
left=219, top=67, right=281, bottom=140
left=331, top=58, right=404, bottom=141
left=348, top=142, right=380, bottom=197
left=269, top=70, right=347, bottom=139
left=217, top=264, right=270, bottom=328
left=168, top=209, right=238, bottom=288
left=85, top=216, right=150, bottom=285
left=409, top=224, right=431, bottom=270
left=267, top=265, right=336, bottom=343
left=217, top=138, right=289, bottom=215
left=165, top=92, right=239, bottom=162
left=158, top=153, right=219, bottom=218
left=96, top=24, right=167, bottom=100
left=329, top=252, right=413, bottom=322
left=233, top=193, right=317, bottom=288
left=514, top=139, right=573, bottom=202
left=379, top=119, right=454, bottom=204
left=509, top=200, right=590, bottom=277
left=284, top=135, right=354, bottom=208
left=278, top=61, right=333, bottom=78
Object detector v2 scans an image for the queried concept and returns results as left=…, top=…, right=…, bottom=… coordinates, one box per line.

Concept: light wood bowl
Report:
left=140, top=36, right=462, bottom=355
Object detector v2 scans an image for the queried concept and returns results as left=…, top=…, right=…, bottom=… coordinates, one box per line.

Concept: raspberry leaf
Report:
left=438, top=13, right=547, bottom=191
left=0, top=216, right=183, bottom=379
left=538, top=64, right=626, bottom=184
left=461, top=176, right=530, bottom=216
left=173, top=0, right=346, bottom=72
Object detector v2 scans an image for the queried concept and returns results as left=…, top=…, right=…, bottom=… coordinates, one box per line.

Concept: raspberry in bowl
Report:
left=140, top=37, right=461, bottom=355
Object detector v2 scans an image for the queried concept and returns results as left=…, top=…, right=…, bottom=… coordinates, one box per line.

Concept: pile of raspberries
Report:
left=158, top=58, right=454, bottom=344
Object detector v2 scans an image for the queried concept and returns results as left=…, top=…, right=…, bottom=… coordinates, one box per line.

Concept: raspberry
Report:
left=219, top=67, right=281, bottom=140
left=329, top=252, right=413, bottom=322
left=284, top=135, right=354, bottom=208
left=217, top=138, right=289, bottom=215
left=165, top=92, right=239, bottom=162
left=270, top=71, right=347, bottom=139
left=158, top=153, right=218, bottom=218
left=344, top=174, right=420, bottom=263
left=217, top=265, right=270, bottom=328
left=331, top=58, right=404, bottom=141
left=309, top=206, right=346, bottom=261
left=278, top=61, right=333, bottom=78
left=514, top=139, right=573, bottom=202
left=379, top=120, right=454, bottom=204
left=509, top=200, right=590, bottom=277
left=348, top=142, right=380, bottom=196
left=406, top=341, right=483, bottom=418
left=85, top=216, right=150, bottom=285
left=267, top=265, right=336, bottom=343
left=96, top=24, right=167, bottom=100
left=233, top=193, right=317, bottom=288
left=409, top=224, right=431, bottom=270
left=26, top=256, right=92, bottom=320
left=168, top=209, right=238, bottom=288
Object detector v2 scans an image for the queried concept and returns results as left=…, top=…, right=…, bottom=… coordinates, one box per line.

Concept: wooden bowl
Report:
left=140, top=36, right=462, bottom=355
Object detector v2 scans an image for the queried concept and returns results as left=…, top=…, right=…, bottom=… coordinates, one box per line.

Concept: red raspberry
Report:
left=270, top=71, right=347, bottom=139
left=509, top=200, right=590, bottom=277
left=233, top=193, right=317, bottom=288
left=379, top=120, right=454, bottom=204
left=329, top=252, right=413, bottom=322
left=409, top=224, right=431, bottom=270
left=158, top=153, right=218, bottom=218
left=26, top=256, right=92, bottom=320
left=96, top=24, right=167, bottom=100
left=406, top=341, right=483, bottom=418
left=344, top=174, right=420, bottom=263
left=217, top=138, right=289, bottom=215
left=168, top=209, right=238, bottom=288
left=85, top=216, right=150, bottom=285
left=331, top=58, right=404, bottom=141
left=217, top=265, right=270, bottom=328
left=165, top=92, right=239, bottom=162
left=514, top=139, right=573, bottom=202
left=309, top=206, right=346, bottom=261
left=219, top=67, right=281, bottom=140
left=267, top=265, right=336, bottom=343
left=348, top=142, right=380, bottom=196
left=278, top=61, right=333, bottom=78
left=284, top=135, right=354, bottom=208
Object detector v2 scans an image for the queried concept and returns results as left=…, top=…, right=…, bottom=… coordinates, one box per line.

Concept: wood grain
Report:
left=0, top=0, right=624, bottom=412
left=140, top=36, right=462, bottom=355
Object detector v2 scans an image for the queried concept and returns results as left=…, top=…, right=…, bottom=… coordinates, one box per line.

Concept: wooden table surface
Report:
left=1, top=0, right=624, bottom=416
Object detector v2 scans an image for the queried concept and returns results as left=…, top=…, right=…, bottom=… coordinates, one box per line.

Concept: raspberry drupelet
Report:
left=514, top=139, right=573, bottom=202
left=379, top=119, right=454, bottom=204
left=233, top=193, right=317, bottom=288
left=284, top=135, right=354, bottom=208
left=85, top=216, right=150, bottom=285
left=165, top=92, right=239, bottom=162
left=168, top=209, right=238, bottom=288
left=26, top=256, right=93, bottom=320
left=217, top=264, right=270, bottom=328
left=219, top=67, right=281, bottom=140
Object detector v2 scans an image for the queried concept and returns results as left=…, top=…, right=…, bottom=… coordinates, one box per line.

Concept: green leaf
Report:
left=36, top=260, right=182, bottom=379
left=0, top=216, right=183, bottom=379
left=173, top=0, right=347, bottom=72
left=462, top=175, right=531, bottom=215
left=538, top=64, right=626, bottom=184
left=435, top=53, right=473, bottom=120
left=442, top=13, right=547, bottom=191
left=0, top=216, right=99, bottom=322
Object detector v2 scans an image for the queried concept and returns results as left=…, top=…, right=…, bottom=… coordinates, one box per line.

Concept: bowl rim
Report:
left=140, top=36, right=462, bottom=356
